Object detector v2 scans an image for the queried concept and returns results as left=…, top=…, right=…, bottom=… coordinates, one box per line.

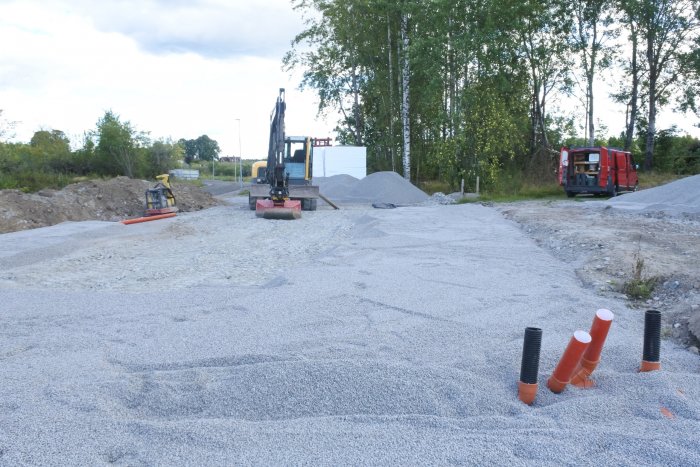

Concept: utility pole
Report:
left=237, top=118, right=243, bottom=188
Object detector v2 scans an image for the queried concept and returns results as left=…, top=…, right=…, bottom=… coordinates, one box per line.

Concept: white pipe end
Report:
left=596, top=308, right=614, bottom=321
left=574, top=330, right=592, bottom=343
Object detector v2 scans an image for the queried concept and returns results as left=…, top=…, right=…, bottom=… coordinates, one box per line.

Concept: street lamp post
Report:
left=236, top=118, right=243, bottom=188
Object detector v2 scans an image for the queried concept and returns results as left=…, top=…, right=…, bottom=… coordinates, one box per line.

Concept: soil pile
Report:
left=608, top=174, right=700, bottom=216
left=0, top=177, right=218, bottom=234
left=317, top=171, right=429, bottom=205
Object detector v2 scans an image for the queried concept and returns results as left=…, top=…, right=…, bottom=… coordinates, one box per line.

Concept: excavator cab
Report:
left=145, top=174, right=178, bottom=216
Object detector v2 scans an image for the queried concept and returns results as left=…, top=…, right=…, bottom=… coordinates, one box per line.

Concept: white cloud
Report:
left=0, top=0, right=334, bottom=159
left=58, top=0, right=303, bottom=58
left=0, top=0, right=696, bottom=164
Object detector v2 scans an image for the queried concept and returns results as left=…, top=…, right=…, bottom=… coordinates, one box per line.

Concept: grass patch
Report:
left=637, top=171, right=685, bottom=189
left=0, top=171, right=85, bottom=192
left=622, top=243, right=659, bottom=300
left=623, top=278, right=658, bottom=300
left=456, top=182, right=565, bottom=203
left=418, top=180, right=452, bottom=195
left=172, top=178, right=203, bottom=188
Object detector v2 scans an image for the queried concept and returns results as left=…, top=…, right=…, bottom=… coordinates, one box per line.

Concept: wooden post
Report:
left=476, top=176, right=480, bottom=195
left=318, top=193, right=340, bottom=210
left=460, top=178, right=464, bottom=197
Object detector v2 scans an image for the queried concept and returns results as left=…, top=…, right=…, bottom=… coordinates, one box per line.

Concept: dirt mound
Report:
left=0, top=177, right=219, bottom=234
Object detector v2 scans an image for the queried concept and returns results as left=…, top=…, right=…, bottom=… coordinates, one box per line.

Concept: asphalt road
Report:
left=200, top=179, right=249, bottom=196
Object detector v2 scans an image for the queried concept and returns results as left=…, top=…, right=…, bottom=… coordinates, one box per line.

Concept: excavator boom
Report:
left=255, top=88, right=303, bottom=219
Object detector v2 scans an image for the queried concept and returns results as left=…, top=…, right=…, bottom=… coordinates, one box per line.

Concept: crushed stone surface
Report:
left=608, top=174, right=700, bottom=217
left=316, top=171, right=429, bottom=205
left=1, top=196, right=699, bottom=465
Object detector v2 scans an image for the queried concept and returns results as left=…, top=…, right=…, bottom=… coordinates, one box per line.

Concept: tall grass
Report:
left=637, top=171, right=685, bottom=189
left=0, top=171, right=77, bottom=192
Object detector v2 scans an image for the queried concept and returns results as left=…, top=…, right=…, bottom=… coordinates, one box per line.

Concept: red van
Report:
left=558, top=146, right=638, bottom=197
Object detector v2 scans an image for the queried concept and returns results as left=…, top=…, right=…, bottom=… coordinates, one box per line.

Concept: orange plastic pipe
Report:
left=571, top=309, right=614, bottom=388
left=121, top=213, right=177, bottom=225
left=547, top=330, right=591, bottom=393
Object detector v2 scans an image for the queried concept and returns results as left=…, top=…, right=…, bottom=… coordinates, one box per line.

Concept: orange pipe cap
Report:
left=518, top=381, right=538, bottom=405
left=640, top=360, right=661, bottom=372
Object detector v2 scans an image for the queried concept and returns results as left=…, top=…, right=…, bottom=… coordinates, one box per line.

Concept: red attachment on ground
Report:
left=660, top=406, right=675, bottom=419
left=571, top=309, right=614, bottom=388
left=255, top=199, right=302, bottom=220
left=547, top=330, right=591, bottom=394
left=121, top=213, right=177, bottom=225
left=145, top=207, right=178, bottom=216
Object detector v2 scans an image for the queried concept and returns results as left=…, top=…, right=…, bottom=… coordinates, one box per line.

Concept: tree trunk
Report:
left=537, top=87, right=549, bottom=149
left=387, top=16, right=396, bottom=172
left=400, top=12, right=411, bottom=180
left=625, top=23, right=639, bottom=151
left=582, top=15, right=598, bottom=146
left=587, top=76, right=595, bottom=146
left=351, top=63, right=363, bottom=145
left=645, top=30, right=657, bottom=171
left=116, top=148, right=134, bottom=178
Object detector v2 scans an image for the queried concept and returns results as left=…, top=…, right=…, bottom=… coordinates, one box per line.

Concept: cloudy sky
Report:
left=0, top=0, right=334, bottom=158
left=0, top=0, right=697, bottom=160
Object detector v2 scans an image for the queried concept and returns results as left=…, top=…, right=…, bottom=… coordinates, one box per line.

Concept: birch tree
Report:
left=637, top=0, right=699, bottom=169
left=571, top=0, right=617, bottom=145
left=400, top=11, right=411, bottom=180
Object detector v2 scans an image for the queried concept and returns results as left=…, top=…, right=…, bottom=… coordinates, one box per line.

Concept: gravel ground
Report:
left=1, top=192, right=699, bottom=465
left=497, top=176, right=700, bottom=351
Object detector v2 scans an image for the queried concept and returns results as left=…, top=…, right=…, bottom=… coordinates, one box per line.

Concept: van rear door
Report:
left=614, top=151, right=629, bottom=189
left=559, top=148, right=568, bottom=185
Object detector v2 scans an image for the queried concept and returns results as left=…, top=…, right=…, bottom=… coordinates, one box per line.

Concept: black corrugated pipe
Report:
left=641, top=309, right=661, bottom=372
left=518, top=327, right=542, bottom=405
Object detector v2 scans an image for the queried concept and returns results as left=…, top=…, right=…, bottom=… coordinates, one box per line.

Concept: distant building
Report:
left=219, top=156, right=240, bottom=163
left=169, top=169, right=200, bottom=180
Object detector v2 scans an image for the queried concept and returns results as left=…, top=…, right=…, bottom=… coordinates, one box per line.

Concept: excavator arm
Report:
left=254, top=88, right=302, bottom=219
left=266, top=88, right=289, bottom=201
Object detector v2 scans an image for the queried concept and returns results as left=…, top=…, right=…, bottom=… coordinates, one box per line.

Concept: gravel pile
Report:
left=608, top=174, right=700, bottom=216
left=316, top=171, right=429, bottom=205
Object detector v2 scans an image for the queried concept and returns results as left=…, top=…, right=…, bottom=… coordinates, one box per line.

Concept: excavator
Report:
left=249, top=88, right=319, bottom=219
left=145, top=174, right=178, bottom=216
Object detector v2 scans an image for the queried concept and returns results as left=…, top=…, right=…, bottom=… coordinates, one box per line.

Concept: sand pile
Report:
left=608, top=174, right=700, bottom=216
left=0, top=177, right=218, bottom=234
left=316, top=171, right=429, bottom=205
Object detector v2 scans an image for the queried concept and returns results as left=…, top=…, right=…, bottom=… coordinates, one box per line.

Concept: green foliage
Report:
left=177, top=135, right=221, bottom=162
left=287, top=0, right=699, bottom=182
left=94, top=110, right=148, bottom=178
left=195, top=160, right=252, bottom=179
left=418, top=180, right=451, bottom=195
left=0, top=111, right=188, bottom=192
left=148, top=140, right=182, bottom=177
